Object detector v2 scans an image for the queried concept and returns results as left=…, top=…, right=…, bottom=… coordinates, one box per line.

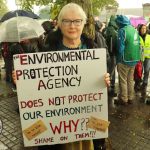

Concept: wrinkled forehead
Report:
left=61, top=9, right=82, bottom=19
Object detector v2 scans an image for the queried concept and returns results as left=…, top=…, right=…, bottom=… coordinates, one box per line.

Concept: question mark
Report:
left=85, top=118, right=89, bottom=130
left=81, top=118, right=89, bottom=130
left=80, top=118, right=85, bottom=130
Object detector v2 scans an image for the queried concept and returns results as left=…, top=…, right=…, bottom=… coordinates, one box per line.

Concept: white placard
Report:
left=13, top=48, right=109, bottom=147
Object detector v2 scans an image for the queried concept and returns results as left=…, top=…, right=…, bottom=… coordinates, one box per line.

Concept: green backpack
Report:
left=123, top=25, right=141, bottom=62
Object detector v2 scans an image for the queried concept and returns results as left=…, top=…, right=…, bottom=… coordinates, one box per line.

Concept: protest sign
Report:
left=13, top=48, right=109, bottom=147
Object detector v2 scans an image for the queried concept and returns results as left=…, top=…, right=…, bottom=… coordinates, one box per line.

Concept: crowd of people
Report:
left=0, top=2, right=150, bottom=150
left=106, top=15, right=150, bottom=105
left=95, top=14, right=150, bottom=105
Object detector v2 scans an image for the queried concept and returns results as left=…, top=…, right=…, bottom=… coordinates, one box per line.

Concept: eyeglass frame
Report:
left=61, top=19, right=83, bottom=26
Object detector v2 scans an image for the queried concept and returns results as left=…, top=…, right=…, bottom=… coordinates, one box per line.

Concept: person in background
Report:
left=134, top=60, right=143, bottom=92
left=147, top=23, right=150, bottom=34
left=1, top=39, right=40, bottom=96
left=114, top=15, right=141, bottom=106
left=138, top=24, right=150, bottom=103
left=43, top=18, right=58, bottom=46
left=42, top=20, right=54, bottom=45
left=94, top=19, right=110, bottom=77
left=105, top=15, right=118, bottom=97
left=94, top=20, right=110, bottom=150
left=1, top=42, right=13, bottom=82
left=95, top=20, right=107, bottom=48
left=51, top=17, right=58, bottom=30
left=13, top=3, right=110, bottom=150
left=133, top=24, right=143, bottom=92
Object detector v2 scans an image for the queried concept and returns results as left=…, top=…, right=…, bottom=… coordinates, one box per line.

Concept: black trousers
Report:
left=93, top=138, right=106, bottom=150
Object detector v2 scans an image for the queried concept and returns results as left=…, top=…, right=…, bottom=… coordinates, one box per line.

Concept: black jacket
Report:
left=44, top=29, right=96, bottom=51
left=43, top=29, right=110, bottom=67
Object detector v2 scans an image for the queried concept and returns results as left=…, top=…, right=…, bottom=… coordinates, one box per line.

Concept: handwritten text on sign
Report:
left=13, top=49, right=109, bottom=147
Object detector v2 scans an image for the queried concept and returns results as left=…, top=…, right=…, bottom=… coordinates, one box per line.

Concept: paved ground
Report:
left=108, top=95, right=150, bottom=150
left=0, top=57, right=150, bottom=150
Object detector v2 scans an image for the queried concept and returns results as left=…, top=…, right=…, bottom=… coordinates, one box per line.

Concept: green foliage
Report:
left=0, top=0, right=8, bottom=17
left=92, top=0, right=118, bottom=15
left=18, top=0, right=118, bottom=40
left=39, top=6, right=51, bottom=19
left=21, top=0, right=53, bottom=11
left=19, top=0, right=118, bottom=17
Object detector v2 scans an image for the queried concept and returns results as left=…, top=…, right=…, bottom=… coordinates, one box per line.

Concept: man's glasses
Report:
left=62, top=19, right=83, bottom=26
